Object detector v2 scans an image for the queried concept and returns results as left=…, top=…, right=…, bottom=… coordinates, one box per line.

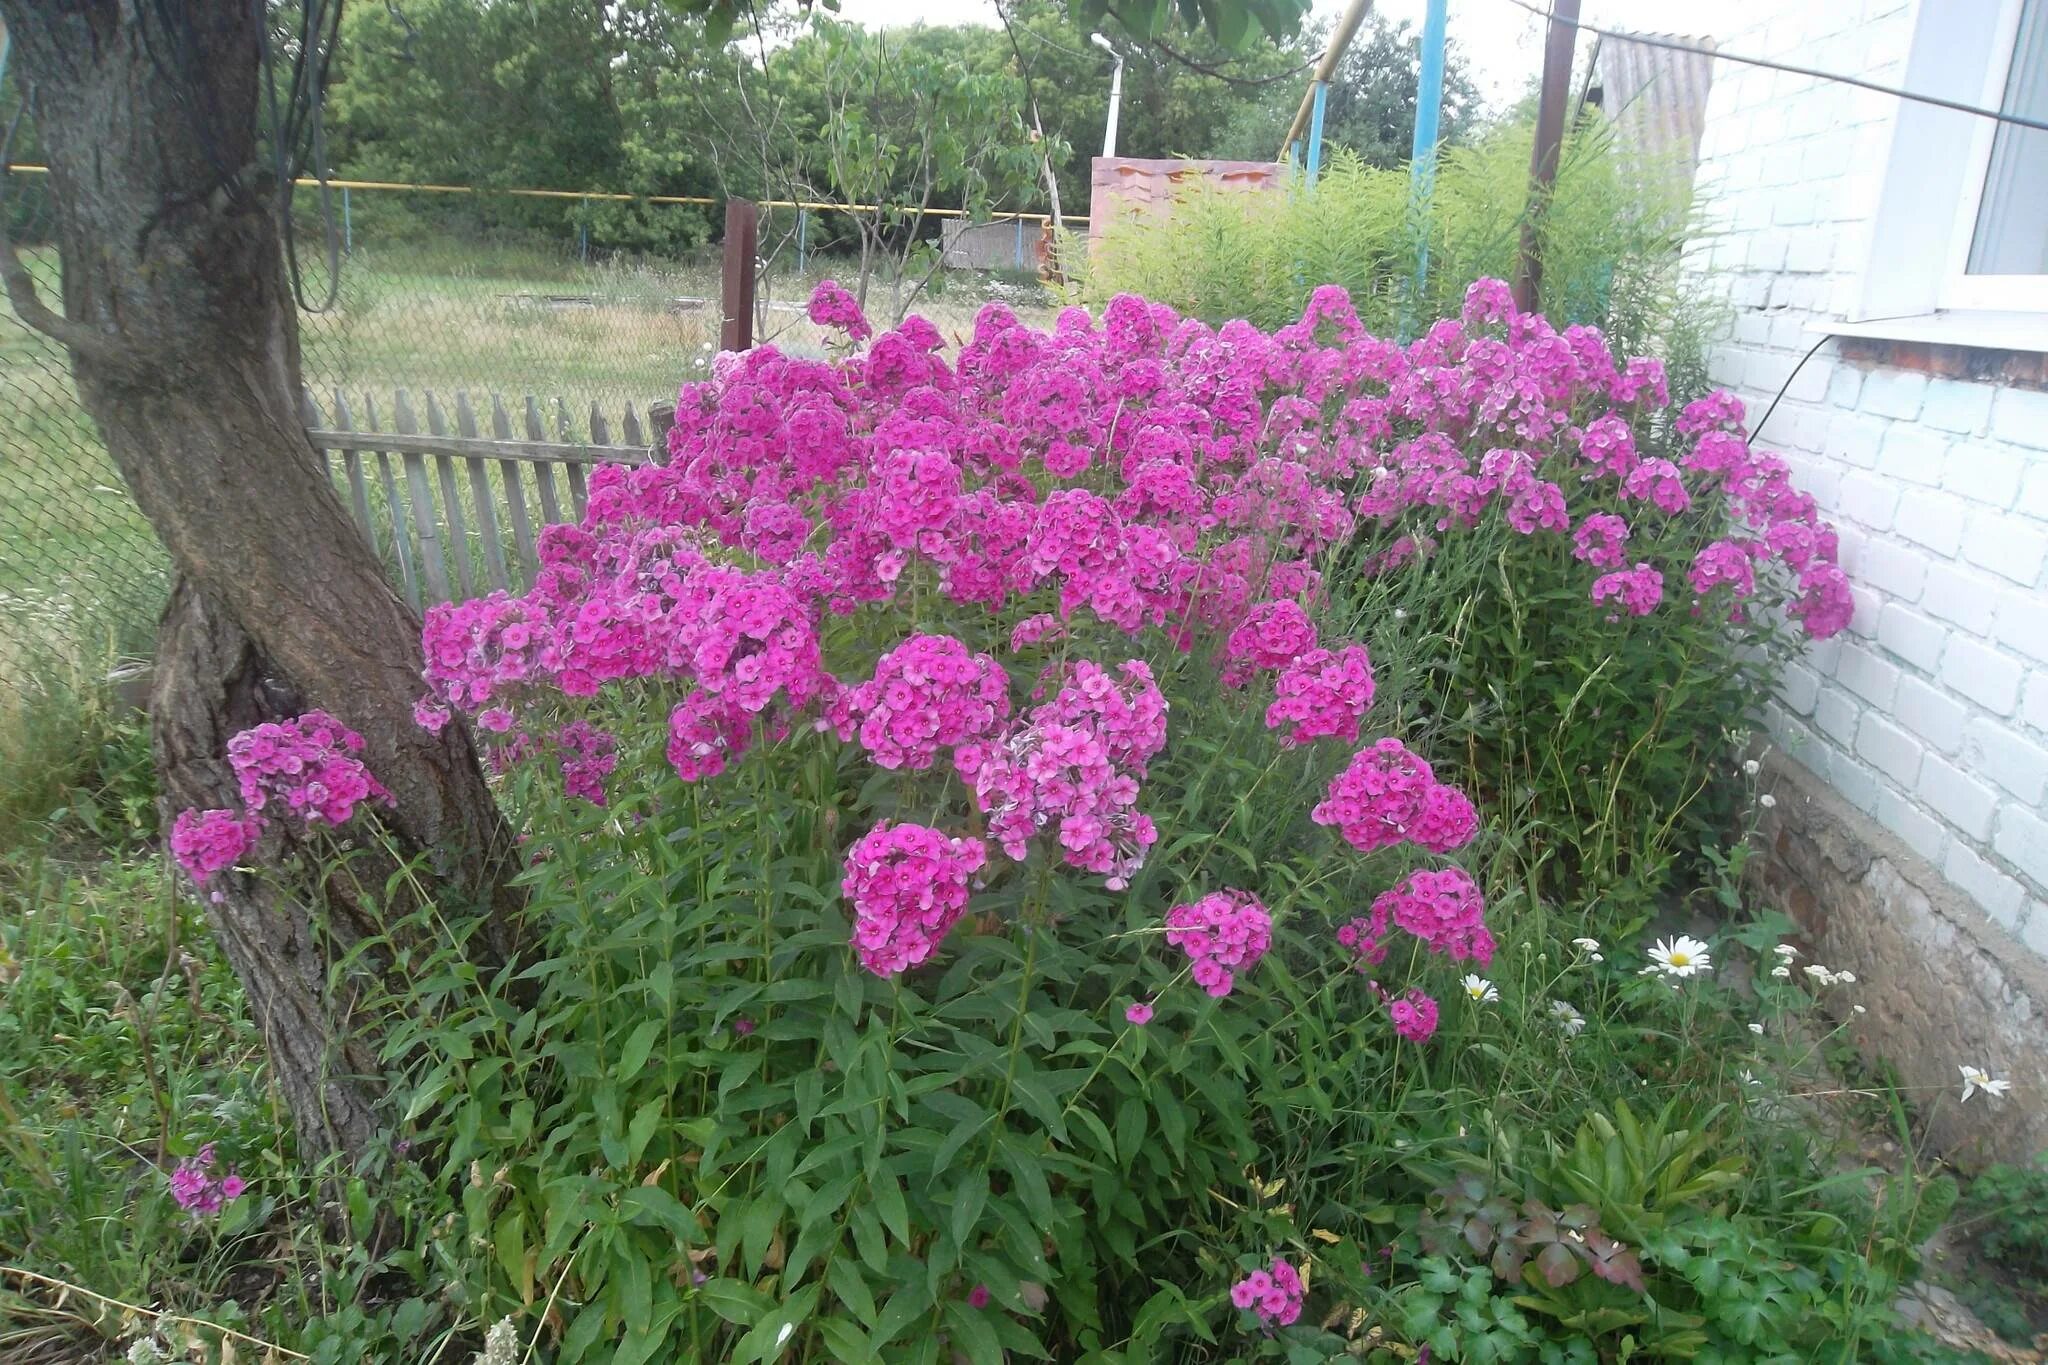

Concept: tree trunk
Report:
left=1, top=2, right=521, bottom=1166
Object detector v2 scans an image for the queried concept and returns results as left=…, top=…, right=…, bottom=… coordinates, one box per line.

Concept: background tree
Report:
left=1213, top=14, right=1481, bottom=166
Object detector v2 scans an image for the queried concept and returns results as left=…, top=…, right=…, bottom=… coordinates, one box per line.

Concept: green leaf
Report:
left=730, top=1284, right=820, bottom=1365
left=827, top=1254, right=878, bottom=1321
left=617, top=1019, right=664, bottom=1082
left=950, top=1166, right=990, bottom=1250
left=942, top=1300, right=1004, bottom=1365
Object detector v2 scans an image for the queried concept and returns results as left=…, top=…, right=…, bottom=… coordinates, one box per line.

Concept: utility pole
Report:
left=1092, top=33, right=1126, bottom=159
left=1513, top=0, right=1580, bottom=315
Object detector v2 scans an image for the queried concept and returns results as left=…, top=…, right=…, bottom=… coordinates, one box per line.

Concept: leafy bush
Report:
left=1964, top=1156, right=2048, bottom=1281
left=1077, top=121, right=1718, bottom=400
left=126, top=281, right=1940, bottom=1363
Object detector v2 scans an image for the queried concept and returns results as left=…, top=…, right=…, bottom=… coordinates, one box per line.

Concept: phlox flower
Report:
left=169, top=808, right=261, bottom=886
left=1264, top=644, right=1375, bottom=747
left=1229, top=1257, right=1304, bottom=1327
left=828, top=633, right=1010, bottom=773
left=1571, top=513, right=1631, bottom=569
left=1125, top=1000, right=1154, bottom=1026
left=806, top=279, right=873, bottom=341
left=1222, top=599, right=1319, bottom=685
left=1621, top=458, right=1691, bottom=515
left=1311, top=738, right=1440, bottom=853
left=226, top=711, right=390, bottom=829
left=168, top=1143, right=247, bottom=1217
left=840, top=822, right=987, bottom=977
left=1690, top=540, right=1758, bottom=599
left=1388, top=988, right=1439, bottom=1042
left=1590, top=563, right=1664, bottom=619
left=1164, top=890, right=1272, bottom=997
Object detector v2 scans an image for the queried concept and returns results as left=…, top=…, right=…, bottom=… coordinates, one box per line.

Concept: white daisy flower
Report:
left=1835, top=970, right=1856, bottom=984
left=1759, top=793, right=1777, bottom=808
left=1747, top=1022, right=1765, bottom=1035
left=1743, top=759, right=1761, bottom=776
left=1773, top=944, right=1799, bottom=960
left=1804, top=964, right=1837, bottom=987
left=1549, top=1000, right=1586, bottom=1036
left=1740, top=1069, right=1762, bottom=1086
left=1571, top=937, right=1601, bottom=953
left=1770, top=965, right=1791, bottom=979
left=1647, top=935, right=1712, bottom=979
left=1461, top=974, right=1498, bottom=1004
left=1959, top=1065, right=2012, bottom=1103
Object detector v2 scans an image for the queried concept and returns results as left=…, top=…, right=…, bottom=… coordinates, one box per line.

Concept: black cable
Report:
left=1746, top=334, right=1832, bottom=445
left=1500, top=0, right=2048, bottom=136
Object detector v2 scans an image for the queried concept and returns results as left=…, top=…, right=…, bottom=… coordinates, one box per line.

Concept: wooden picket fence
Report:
left=303, top=387, right=670, bottom=608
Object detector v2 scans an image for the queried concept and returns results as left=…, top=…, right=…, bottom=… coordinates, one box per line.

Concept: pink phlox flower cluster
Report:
left=840, top=821, right=986, bottom=977
left=1164, top=889, right=1272, bottom=997
left=1506, top=479, right=1570, bottom=535
left=226, top=711, right=390, bottom=829
left=1382, top=866, right=1494, bottom=965
left=169, top=808, right=261, bottom=886
left=1792, top=561, right=1855, bottom=638
left=1388, top=987, right=1441, bottom=1042
left=419, top=592, right=553, bottom=721
left=1577, top=414, right=1639, bottom=480
left=1621, top=458, right=1691, bottom=515
left=1312, top=739, right=1474, bottom=854
left=1008, top=612, right=1066, bottom=651
left=1676, top=388, right=1746, bottom=436
left=555, top=722, right=617, bottom=806
left=169, top=1143, right=248, bottom=1216
left=1229, top=1257, right=1305, bottom=1326
left=665, top=564, right=825, bottom=714
left=667, top=691, right=753, bottom=784
left=828, top=633, right=1011, bottom=773
left=968, top=661, right=1164, bottom=888
left=1265, top=644, right=1376, bottom=748
left=1690, top=540, right=1759, bottom=600
left=1571, top=513, right=1631, bottom=569
left=807, top=279, right=873, bottom=342
left=1590, top=563, right=1666, bottom=619
left=1222, top=599, right=1318, bottom=686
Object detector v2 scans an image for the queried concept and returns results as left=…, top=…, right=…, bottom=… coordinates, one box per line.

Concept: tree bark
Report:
left=1, top=2, right=521, bottom=1166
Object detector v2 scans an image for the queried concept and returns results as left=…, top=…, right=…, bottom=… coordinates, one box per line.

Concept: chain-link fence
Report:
left=0, top=152, right=1066, bottom=710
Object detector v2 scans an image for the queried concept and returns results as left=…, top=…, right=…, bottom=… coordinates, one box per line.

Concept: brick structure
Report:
left=1685, top=0, right=2046, bottom=1159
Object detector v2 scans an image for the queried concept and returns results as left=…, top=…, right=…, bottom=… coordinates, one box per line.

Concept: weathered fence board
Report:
left=305, top=386, right=662, bottom=607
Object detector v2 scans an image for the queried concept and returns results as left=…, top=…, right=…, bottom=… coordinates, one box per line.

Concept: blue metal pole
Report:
left=797, top=208, right=809, bottom=273
left=1305, top=80, right=1330, bottom=186
left=1409, top=0, right=1449, bottom=294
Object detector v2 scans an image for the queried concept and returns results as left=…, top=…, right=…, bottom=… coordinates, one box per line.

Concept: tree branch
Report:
left=0, top=102, right=129, bottom=363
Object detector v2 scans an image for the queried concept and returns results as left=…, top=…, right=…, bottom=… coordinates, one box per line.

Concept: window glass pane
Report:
left=1968, top=0, right=2048, bottom=276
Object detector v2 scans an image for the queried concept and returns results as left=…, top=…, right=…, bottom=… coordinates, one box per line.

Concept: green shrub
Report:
left=1964, top=1156, right=2048, bottom=1281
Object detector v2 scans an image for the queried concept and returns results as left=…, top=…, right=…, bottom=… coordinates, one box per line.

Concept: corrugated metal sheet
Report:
left=1594, top=33, right=1717, bottom=185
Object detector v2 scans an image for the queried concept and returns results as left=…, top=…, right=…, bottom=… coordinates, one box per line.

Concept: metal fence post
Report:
left=797, top=207, right=809, bottom=273
left=1514, top=0, right=1580, bottom=315
left=721, top=199, right=759, bottom=353
left=342, top=185, right=352, bottom=254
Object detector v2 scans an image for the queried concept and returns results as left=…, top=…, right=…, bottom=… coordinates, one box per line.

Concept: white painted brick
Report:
left=1989, top=386, right=2048, bottom=450
left=2025, top=672, right=2048, bottom=736
left=1827, top=412, right=1885, bottom=468
left=1876, top=604, right=1947, bottom=673
left=1945, top=842, right=2027, bottom=928
left=1963, top=716, right=2048, bottom=804
left=1940, top=637, right=2025, bottom=714
left=1920, top=379, right=1995, bottom=435
left=2023, top=902, right=2048, bottom=958
left=1840, top=472, right=1898, bottom=530
left=1857, top=539, right=1930, bottom=601
left=1960, top=513, right=2048, bottom=586
left=1835, top=642, right=1902, bottom=707
left=1920, top=755, right=1999, bottom=838
left=1786, top=231, right=1833, bottom=273
left=1877, top=787, right=1950, bottom=866
left=1993, top=806, right=2048, bottom=890
left=1995, top=590, right=2048, bottom=666
left=1920, top=562, right=2001, bottom=633
left=1779, top=661, right=1821, bottom=715
left=1859, top=368, right=1927, bottom=420
left=1734, top=312, right=1772, bottom=346
left=1849, top=586, right=1882, bottom=638
left=1855, top=713, right=1924, bottom=785
left=1814, top=685, right=1862, bottom=747
left=1894, top=673, right=1966, bottom=753
left=1895, top=491, right=1968, bottom=555
left=1877, top=424, right=1948, bottom=487
left=1825, top=365, right=1863, bottom=408
left=1941, top=443, right=2025, bottom=509
left=1829, top=751, right=1882, bottom=814
left=2019, top=466, right=2048, bottom=520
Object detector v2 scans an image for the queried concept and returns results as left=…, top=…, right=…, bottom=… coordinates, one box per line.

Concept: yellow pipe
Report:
left=1277, top=0, right=1376, bottom=161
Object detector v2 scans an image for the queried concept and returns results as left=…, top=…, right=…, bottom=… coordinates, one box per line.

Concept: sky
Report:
left=829, top=0, right=1723, bottom=111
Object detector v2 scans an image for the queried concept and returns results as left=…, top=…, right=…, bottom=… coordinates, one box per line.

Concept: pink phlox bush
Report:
left=1164, top=890, right=1273, bottom=997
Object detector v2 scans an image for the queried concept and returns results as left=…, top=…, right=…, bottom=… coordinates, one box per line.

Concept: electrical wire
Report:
left=1498, top=0, right=2048, bottom=136
left=1747, top=334, right=1833, bottom=444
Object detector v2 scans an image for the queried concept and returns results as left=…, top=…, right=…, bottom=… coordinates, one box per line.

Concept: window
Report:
left=1846, top=0, right=2048, bottom=347
left=1946, top=0, right=2048, bottom=311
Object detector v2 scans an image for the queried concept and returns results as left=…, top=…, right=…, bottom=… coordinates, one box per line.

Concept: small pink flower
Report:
left=1125, top=1001, right=1154, bottom=1026
left=967, top=1284, right=991, bottom=1309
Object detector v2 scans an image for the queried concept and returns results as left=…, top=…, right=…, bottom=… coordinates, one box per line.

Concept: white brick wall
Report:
left=1687, top=0, right=2048, bottom=952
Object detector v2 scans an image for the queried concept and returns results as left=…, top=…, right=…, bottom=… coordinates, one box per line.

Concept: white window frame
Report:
left=1939, top=0, right=2048, bottom=314
left=1842, top=0, right=2048, bottom=351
